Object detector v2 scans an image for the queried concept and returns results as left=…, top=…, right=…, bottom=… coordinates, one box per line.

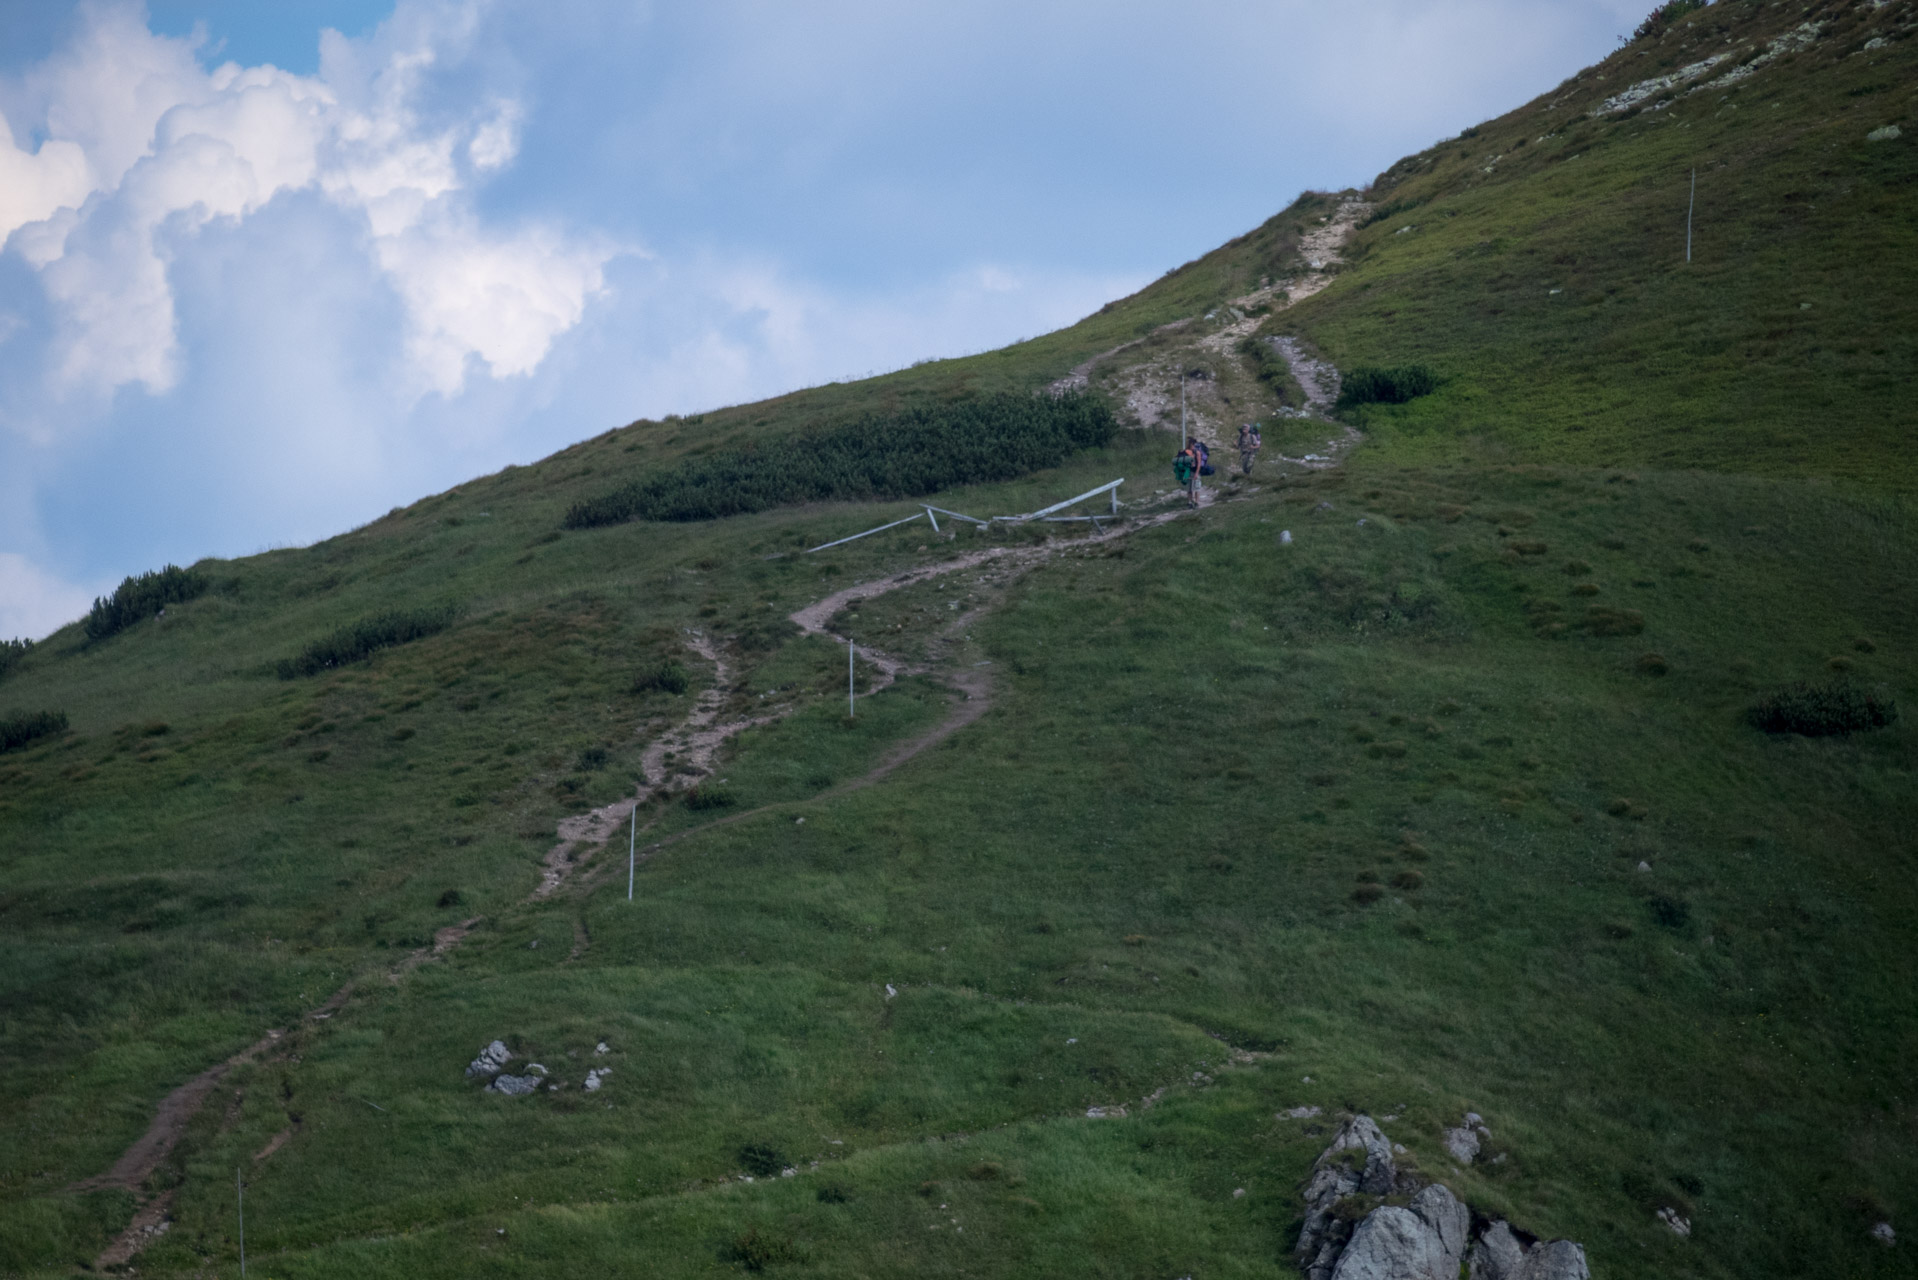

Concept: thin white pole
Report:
left=848, top=640, right=856, bottom=717
left=237, top=1167, right=246, bottom=1277
left=627, top=802, right=636, bottom=901
left=1686, top=168, right=1695, bottom=263
left=1180, top=378, right=1187, bottom=448
left=923, top=506, right=939, bottom=534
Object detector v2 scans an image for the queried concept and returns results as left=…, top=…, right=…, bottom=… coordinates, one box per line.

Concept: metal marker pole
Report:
left=1686, top=168, right=1695, bottom=263
left=848, top=640, right=855, bottom=717
left=237, top=1167, right=246, bottom=1277
left=627, top=802, right=636, bottom=901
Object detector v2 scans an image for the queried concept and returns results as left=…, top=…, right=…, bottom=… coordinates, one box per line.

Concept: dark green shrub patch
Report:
left=684, top=784, right=736, bottom=811
left=738, top=1142, right=785, bottom=1177
left=276, top=604, right=460, bottom=678
left=1632, top=0, right=1707, bottom=42
left=0, top=637, right=30, bottom=679
left=84, top=565, right=208, bottom=641
left=564, top=392, right=1115, bottom=527
left=632, top=662, right=691, bottom=695
left=0, top=709, right=67, bottom=753
left=1748, top=681, right=1898, bottom=737
left=1337, top=364, right=1440, bottom=410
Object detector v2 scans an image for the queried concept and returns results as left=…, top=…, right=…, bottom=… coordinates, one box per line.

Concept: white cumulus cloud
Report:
left=0, top=551, right=100, bottom=642
left=1, top=0, right=614, bottom=409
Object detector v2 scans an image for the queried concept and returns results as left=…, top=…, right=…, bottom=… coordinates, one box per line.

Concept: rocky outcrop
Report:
left=1468, top=1220, right=1590, bottom=1280
left=466, top=1039, right=512, bottom=1078
left=1296, top=1115, right=1589, bottom=1280
left=1332, top=1184, right=1470, bottom=1280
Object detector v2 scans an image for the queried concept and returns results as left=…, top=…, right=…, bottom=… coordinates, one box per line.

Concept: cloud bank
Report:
left=0, top=0, right=610, bottom=410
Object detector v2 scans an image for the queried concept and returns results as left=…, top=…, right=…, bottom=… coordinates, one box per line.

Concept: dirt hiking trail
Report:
left=80, top=201, right=1376, bottom=1270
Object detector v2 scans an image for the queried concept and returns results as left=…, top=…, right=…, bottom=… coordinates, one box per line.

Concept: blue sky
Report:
left=0, top=0, right=1653, bottom=638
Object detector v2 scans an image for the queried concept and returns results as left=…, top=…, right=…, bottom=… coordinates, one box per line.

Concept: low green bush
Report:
left=563, top=392, right=1115, bottom=528
left=277, top=604, right=460, bottom=678
left=0, top=709, right=67, bottom=753
left=1632, top=1, right=1708, bottom=42
left=1748, top=681, right=1897, bottom=736
left=683, top=784, right=736, bottom=811
left=0, top=638, right=30, bottom=680
left=84, top=565, right=208, bottom=641
left=1337, top=365, right=1441, bottom=410
left=632, top=662, right=691, bottom=695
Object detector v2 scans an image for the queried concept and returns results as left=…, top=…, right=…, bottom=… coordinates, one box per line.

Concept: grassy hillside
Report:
left=2, top=2, right=1915, bottom=1277
left=1277, top=0, right=1918, bottom=486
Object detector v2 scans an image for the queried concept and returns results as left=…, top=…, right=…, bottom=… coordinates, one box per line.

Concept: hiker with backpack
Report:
left=1173, top=441, right=1201, bottom=508
left=1237, top=422, right=1263, bottom=475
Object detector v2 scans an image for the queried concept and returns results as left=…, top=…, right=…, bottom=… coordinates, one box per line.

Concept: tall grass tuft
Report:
left=277, top=604, right=461, bottom=678
left=1, top=709, right=67, bottom=753
left=563, top=392, right=1115, bottom=528
left=1748, top=680, right=1897, bottom=737
left=84, top=565, right=208, bottom=641
left=1336, top=365, right=1441, bottom=411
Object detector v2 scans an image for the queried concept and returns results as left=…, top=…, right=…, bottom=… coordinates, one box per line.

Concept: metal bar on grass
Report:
left=925, top=505, right=988, bottom=526
left=923, top=507, right=940, bottom=533
left=1015, top=478, right=1124, bottom=522
left=805, top=511, right=924, bottom=553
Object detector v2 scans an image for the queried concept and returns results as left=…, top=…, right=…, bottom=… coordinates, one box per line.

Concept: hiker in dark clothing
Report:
left=1237, top=421, right=1262, bottom=475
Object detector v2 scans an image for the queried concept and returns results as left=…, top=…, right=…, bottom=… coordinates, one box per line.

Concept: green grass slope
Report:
left=2, top=2, right=1915, bottom=1276
left=1278, top=0, right=1918, bottom=486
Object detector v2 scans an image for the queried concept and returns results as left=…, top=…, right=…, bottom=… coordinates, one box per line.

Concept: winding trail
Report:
left=78, top=199, right=1375, bottom=1270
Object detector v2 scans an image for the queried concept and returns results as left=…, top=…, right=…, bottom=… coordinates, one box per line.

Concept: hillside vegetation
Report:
left=1, top=2, right=1914, bottom=1277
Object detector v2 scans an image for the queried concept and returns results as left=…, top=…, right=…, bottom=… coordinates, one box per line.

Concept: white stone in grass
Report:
left=491, top=1074, right=540, bottom=1096
left=1867, top=125, right=1901, bottom=142
left=1281, top=1105, right=1323, bottom=1120
left=1443, top=1125, right=1482, bottom=1165
left=466, top=1040, right=512, bottom=1077
left=1870, top=1222, right=1895, bottom=1245
left=1656, top=1206, right=1692, bottom=1237
left=1638, top=861, right=1653, bottom=873
left=595, top=1042, right=609, bottom=1055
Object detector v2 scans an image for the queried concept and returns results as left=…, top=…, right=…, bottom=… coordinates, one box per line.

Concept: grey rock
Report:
left=1467, top=1220, right=1590, bottom=1280
left=490, top=1073, right=540, bottom=1097
left=466, top=1039, right=512, bottom=1078
left=1870, top=1221, right=1895, bottom=1246
left=1442, top=1125, right=1481, bottom=1164
left=1867, top=125, right=1902, bottom=142
left=1655, top=1206, right=1691, bottom=1237
left=1281, top=1105, right=1324, bottom=1120
left=1331, top=1185, right=1467, bottom=1280
left=1298, top=1116, right=1406, bottom=1280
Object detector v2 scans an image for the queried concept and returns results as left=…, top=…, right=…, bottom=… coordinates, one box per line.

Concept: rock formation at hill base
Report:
left=1297, top=1116, right=1588, bottom=1280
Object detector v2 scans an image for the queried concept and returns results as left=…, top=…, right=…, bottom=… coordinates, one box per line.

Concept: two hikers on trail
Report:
left=1237, top=422, right=1262, bottom=475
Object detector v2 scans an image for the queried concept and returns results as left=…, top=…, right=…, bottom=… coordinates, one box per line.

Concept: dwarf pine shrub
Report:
left=1336, top=365, right=1441, bottom=410
left=277, top=604, right=460, bottom=678
left=563, top=392, right=1115, bottom=528
left=0, top=638, right=30, bottom=680
left=0, top=709, right=67, bottom=753
left=1632, top=0, right=1707, bottom=42
left=84, top=565, right=208, bottom=641
left=1748, top=681, right=1897, bottom=737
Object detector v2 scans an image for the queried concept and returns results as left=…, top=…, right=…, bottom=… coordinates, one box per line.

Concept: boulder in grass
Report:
left=1331, top=1184, right=1469, bottom=1280
left=466, top=1040, right=512, bottom=1078
left=490, top=1074, right=541, bottom=1097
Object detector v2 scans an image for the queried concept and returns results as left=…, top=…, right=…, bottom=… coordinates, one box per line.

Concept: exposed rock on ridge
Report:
left=1296, top=1115, right=1589, bottom=1280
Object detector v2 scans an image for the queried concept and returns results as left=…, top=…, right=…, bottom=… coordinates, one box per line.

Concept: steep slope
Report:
left=1, top=3, right=1915, bottom=1277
